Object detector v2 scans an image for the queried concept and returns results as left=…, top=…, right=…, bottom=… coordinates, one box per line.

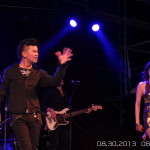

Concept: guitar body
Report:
left=46, top=109, right=69, bottom=131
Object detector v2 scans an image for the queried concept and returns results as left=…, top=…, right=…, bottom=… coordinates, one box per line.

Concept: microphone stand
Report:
left=68, top=81, right=80, bottom=150
left=4, top=104, right=8, bottom=150
left=0, top=75, right=15, bottom=150
left=0, top=103, right=18, bottom=150
left=0, top=76, right=10, bottom=150
left=0, top=117, right=9, bottom=149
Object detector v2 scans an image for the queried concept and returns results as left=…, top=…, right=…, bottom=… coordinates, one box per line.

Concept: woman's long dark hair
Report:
left=141, top=61, right=150, bottom=81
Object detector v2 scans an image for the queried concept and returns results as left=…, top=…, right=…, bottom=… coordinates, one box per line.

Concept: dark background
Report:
left=0, top=0, right=150, bottom=149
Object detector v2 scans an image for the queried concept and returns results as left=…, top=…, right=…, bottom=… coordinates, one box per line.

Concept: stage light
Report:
left=92, top=24, right=100, bottom=31
left=70, top=19, right=77, bottom=27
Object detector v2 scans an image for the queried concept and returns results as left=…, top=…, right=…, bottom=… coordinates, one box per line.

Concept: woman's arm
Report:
left=135, top=82, right=144, bottom=132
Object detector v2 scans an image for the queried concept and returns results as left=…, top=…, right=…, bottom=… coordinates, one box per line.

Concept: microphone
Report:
left=71, top=80, right=80, bottom=84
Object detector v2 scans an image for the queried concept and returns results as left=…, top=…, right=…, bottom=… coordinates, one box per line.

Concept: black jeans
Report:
left=11, top=114, right=41, bottom=150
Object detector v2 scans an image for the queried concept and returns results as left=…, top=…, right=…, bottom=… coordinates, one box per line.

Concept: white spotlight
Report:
left=92, top=24, right=100, bottom=31
left=70, top=19, right=77, bottom=27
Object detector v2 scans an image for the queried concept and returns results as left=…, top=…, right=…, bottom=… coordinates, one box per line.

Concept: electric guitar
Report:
left=45, top=105, right=102, bottom=131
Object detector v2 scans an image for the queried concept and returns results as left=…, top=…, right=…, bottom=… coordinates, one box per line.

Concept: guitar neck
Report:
left=63, top=109, right=88, bottom=119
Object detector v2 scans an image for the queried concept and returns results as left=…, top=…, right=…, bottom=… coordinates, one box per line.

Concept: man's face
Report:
left=22, top=45, right=39, bottom=64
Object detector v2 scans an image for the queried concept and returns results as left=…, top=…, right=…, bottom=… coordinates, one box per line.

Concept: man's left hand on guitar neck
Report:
left=86, top=108, right=92, bottom=114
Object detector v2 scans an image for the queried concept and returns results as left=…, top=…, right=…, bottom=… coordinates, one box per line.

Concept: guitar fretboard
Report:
left=63, top=109, right=88, bottom=119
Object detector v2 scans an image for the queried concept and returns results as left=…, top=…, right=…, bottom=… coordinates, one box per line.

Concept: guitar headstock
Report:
left=91, top=104, right=103, bottom=111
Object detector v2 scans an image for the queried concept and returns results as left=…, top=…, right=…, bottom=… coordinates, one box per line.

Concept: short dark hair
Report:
left=17, top=38, right=38, bottom=59
left=141, top=61, right=150, bottom=81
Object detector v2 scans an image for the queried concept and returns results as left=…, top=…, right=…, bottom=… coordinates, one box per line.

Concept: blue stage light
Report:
left=92, top=24, right=100, bottom=31
left=70, top=19, right=77, bottom=27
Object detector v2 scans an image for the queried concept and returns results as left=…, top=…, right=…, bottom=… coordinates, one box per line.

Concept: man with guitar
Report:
left=42, top=80, right=71, bottom=150
left=42, top=80, right=102, bottom=150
